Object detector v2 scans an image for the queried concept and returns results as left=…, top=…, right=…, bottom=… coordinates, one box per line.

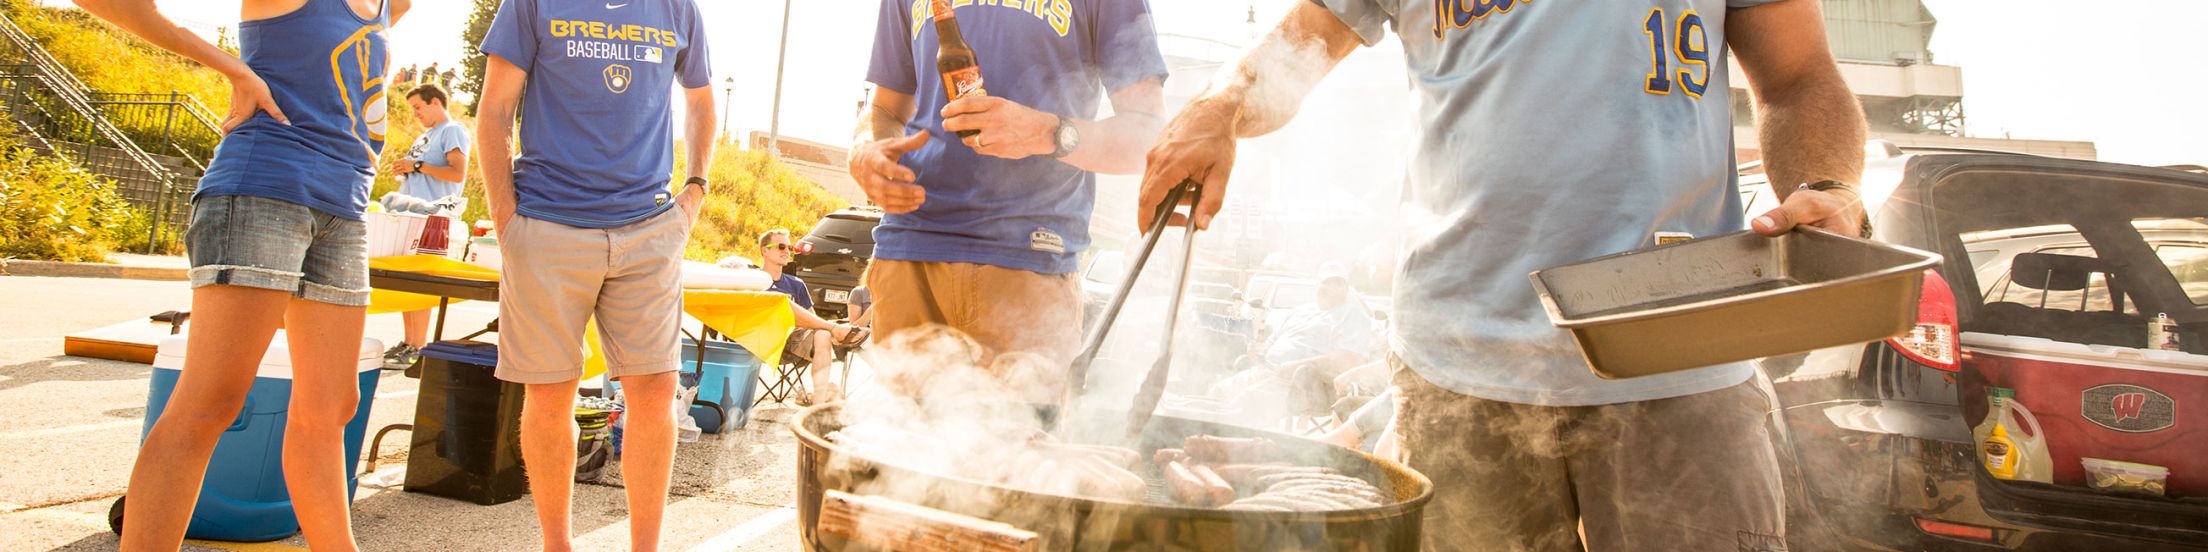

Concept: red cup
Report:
left=417, top=214, right=451, bottom=256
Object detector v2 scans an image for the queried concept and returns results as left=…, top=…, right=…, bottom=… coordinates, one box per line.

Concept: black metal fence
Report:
left=0, top=10, right=217, bottom=251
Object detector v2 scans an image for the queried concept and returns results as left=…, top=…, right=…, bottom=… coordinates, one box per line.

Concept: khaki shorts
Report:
left=866, top=260, right=1081, bottom=391
left=495, top=209, right=691, bottom=384
left=1390, top=357, right=1787, bottom=552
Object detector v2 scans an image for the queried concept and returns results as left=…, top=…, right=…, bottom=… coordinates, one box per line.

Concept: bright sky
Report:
left=62, top=0, right=2208, bottom=166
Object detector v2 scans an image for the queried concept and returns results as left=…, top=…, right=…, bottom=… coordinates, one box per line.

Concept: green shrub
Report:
left=679, top=148, right=849, bottom=264
left=0, top=145, right=138, bottom=262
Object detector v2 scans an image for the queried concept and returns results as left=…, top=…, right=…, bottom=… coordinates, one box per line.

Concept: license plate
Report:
left=824, top=289, right=850, bottom=303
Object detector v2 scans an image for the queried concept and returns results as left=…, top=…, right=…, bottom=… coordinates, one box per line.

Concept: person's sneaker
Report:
left=382, top=344, right=421, bottom=368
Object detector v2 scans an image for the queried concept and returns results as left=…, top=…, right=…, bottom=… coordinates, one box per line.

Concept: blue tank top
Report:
left=195, top=0, right=390, bottom=220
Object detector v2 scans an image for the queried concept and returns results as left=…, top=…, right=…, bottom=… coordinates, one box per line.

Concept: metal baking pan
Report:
left=1529, top=227, right=1942, bottom=379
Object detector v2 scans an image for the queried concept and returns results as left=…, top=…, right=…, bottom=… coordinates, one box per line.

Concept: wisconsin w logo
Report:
left=2111, top=392, right=2148, bottom=423
left=2081, top=384, right=2176, bottom=433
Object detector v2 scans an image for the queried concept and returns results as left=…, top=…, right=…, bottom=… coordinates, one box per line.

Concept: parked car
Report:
left=1750, top=151, right=2208, bottom=551
left=789, top=206, right=881, bottom=320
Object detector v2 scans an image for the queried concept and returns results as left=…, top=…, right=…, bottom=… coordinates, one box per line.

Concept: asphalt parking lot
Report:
left=0, top=275, right=821, bottom=551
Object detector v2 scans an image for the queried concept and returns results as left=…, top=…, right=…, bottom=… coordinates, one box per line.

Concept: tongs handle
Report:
left=1063, top=181, right=1200, bottom=405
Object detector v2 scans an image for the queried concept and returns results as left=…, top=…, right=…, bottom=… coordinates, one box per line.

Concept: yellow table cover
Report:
left=366, top=255, right=795, bottom=380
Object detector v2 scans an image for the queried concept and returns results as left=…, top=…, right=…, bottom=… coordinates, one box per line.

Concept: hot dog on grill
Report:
left=1189, top=464, right=1237, bottom=506
left=1183, top=435, right=1277, bottom=464
left=1162, top=460, right=1213, bottom=506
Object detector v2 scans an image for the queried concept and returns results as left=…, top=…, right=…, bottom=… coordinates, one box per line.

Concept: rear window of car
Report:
left=806, top=216, right=877, bottom=245
left=1984, top=245, right=2133, bottom=314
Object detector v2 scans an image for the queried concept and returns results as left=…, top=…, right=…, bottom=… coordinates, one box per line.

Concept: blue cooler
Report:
left=680, top=338, right=762, bottom=433
left=140, top=332, right=383, bottom=542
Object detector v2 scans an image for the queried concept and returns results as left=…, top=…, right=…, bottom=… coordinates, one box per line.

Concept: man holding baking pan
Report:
left=1139, top=0, right=1868, bottom=549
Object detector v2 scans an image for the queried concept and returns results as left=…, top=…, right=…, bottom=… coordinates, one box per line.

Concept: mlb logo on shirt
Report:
left=641, top=47, right=663, bottom=64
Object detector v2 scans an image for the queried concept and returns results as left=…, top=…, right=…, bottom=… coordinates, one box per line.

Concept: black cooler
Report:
left=405, top=341, right=527, bottom=505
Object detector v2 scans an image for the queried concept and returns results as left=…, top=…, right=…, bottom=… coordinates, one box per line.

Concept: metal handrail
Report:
left=0, top=10, right=184, bottom=250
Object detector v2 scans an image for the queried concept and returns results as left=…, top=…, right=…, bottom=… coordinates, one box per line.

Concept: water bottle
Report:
left=2149, top=313, right=2179, bottom=351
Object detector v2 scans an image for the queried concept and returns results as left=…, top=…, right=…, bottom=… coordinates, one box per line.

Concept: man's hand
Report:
left=389, top=157, right=416, bottom=176
left=941, top=96, right=1057, bottom=159
left=220, top=70, right=288, bottom=134
left=675, top=183, right=705, bottom=227
left=1138, top=95, right=1241, bottom=230
left=1751, top=185, right=1865, bottom=237
left=848, top=132, right=931, bottom=213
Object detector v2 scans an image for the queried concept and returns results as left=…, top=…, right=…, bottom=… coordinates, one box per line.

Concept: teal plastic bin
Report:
left=680, top=338, right=762, bottom=433
left=131, top=332, right=383, bottom=542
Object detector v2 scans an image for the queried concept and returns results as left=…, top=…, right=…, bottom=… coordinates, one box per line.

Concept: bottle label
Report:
left=931, top=0, right=955, bottom=21
left=944, top=66, right=986, bottom=100
left=1985, top=441, right=2012, bottom=472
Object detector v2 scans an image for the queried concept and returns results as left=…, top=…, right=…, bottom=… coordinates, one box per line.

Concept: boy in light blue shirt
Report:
left=379, top=83, right=470, bottom=366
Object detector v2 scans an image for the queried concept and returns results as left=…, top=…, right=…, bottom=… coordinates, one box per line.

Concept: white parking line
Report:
left=683, top=506, right=796, bottom=552
left=0, top=419, right=139, bottom=440
left=0, top=337, right=63, bottom=343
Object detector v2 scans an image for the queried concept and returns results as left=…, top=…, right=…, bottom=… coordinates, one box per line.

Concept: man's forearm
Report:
left=857, top=102, right=907, bottom=144
left=419, top=161, right=466, bottom=184
left=684, top=90, right=715, bottom=179
left=1057, top=81, right=1163, bottom=175
left=475, top=112, right=517, bottom=218
left=1208, top=2, right=1361, bottom=139
left=1756, top=73, right=1866, bottom=200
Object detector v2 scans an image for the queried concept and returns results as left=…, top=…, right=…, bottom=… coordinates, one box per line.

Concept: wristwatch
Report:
left=683, top=176, right=710, bottom=195
left=1798, top=180, right=1872, bottom=238
left=1049, top=115, right=1080, bottom=159
left=412, top=160, right=423, bottom=172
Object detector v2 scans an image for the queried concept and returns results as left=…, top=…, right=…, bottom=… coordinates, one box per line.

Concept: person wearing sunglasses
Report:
left=757, top=229, right=864, bottom=403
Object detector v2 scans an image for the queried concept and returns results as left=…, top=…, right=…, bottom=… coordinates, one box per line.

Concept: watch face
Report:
left=1057, top=123, right=1078, bottom=151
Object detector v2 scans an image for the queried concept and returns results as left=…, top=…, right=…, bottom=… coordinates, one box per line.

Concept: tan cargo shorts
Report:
left=495, top=208, right=691, bottom=384
left=865, top=259, right=1082, bottom=398
left=1390, top=357, right=1787, bottom=551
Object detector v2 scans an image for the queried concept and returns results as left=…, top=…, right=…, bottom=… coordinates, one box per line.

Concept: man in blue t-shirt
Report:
left=1141, top=1, right=1869, bottom=549
left=476, top=0, right=713, bottom=549
left=850, top=0, right=1169, bottom=400
left=379, top=83, right=470, bottom=368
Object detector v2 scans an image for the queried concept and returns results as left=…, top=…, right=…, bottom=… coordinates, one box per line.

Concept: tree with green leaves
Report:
left=457, top=0, right=498, bottom=116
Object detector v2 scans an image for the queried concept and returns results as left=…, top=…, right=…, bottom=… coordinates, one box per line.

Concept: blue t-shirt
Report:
left=196, top=0, right=389, bottom=220
left=865, top=0, right=1168, bottom=274
left=480, top=0, right=712, bottom=229
left=768, top=273, right=814, bottom=310
left=395, top=119, right=470, bottom=201
left=1313, top=0, right=1780, bottom=406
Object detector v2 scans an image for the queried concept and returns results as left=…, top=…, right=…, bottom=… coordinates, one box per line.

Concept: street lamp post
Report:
left=719, top=77, right=734, bottom=145
left=767, top=0, right=793, bottom=155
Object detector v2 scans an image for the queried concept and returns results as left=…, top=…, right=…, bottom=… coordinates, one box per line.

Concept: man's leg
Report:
left=612, top=371, right=678, bottom=551
left=120, top=285, right=288, bottom=551
left=493, top=215, right=607, bottom=551
left=1391, top=359, right=1584, bottom=552
left=1572, top=381, right=1787, bottom=552
left=402, top=309, right=430, bottom=348
left=594, top=208, right=689, bottom=551
left=518, top=379, right=581, bottom=552
left=808, top=329, right=839, bottom=401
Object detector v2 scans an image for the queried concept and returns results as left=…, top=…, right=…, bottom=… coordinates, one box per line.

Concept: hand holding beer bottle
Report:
left=933, top=0, right=984, bottom=138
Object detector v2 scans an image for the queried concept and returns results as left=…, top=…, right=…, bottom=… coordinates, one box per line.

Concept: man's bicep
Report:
left=1727, top=0, right=1838, bottom=99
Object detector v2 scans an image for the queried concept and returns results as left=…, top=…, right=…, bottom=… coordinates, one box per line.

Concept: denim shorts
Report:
left=186, top=195, right=371, bottom=306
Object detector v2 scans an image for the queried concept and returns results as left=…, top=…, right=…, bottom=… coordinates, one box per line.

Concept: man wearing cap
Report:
left=1140, top=0, right=1867, bottom=548
left=474, top=0, right=713, bottom=548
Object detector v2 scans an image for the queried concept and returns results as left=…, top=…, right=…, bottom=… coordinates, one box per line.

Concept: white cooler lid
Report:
left=153, top=331, right=384, bottom=379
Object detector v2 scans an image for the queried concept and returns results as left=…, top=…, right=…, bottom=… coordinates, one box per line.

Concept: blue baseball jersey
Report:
left=1313, top=0, right=1782, bottom=406
left=395, top=119, right=470, bottom=201
left=480, top=0, right=711, bottom=229
left=866, top=0, right=1168, bottom=275
left=195, top=0, right=390, bottom=220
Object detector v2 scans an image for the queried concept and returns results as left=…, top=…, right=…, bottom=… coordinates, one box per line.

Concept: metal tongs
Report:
left=1062, top=180, right=1203, bottom=437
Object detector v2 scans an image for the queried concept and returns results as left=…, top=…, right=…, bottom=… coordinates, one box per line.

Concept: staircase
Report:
left=0, top=8, right=224, bottom=252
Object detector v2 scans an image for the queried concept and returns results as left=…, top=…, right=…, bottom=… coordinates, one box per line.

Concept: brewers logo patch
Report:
left=2081, top=384, right=2176, bottom=433
left=604, top=64, right=633, bottom=94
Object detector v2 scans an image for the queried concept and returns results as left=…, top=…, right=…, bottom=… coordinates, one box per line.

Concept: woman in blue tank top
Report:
left=71, top=0, right=409, bottom=549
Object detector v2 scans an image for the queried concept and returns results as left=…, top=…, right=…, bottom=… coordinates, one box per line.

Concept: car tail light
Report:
left=1913, top=517, right=1996, bottom=542
left=797, top=241, right=815, bottom=254
left=1888, top=269, right=1959, bottom=371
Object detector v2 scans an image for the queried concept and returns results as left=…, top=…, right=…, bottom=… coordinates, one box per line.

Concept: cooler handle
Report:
left=227, top=396, right=252, bottom=432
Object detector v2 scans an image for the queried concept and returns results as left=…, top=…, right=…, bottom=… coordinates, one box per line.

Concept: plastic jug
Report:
left=1977, top=387, right=2053, bottom=483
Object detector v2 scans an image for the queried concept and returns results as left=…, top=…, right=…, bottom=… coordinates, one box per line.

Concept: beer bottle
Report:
left=931, top=0, right=984, bottom=137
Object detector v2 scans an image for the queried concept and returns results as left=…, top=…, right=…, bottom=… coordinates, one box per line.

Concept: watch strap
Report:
left=683, top=176, right=710, bottom=194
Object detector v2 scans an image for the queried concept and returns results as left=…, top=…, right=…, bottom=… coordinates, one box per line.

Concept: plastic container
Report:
left=404, top=341, right=528, bottom=505
left=140, top=332, right=383, bottom=542
left=462, top=236, right=500, bottom=269
left=365, top=212, right=428, bottom=258
left=2082, top=458, right=2169, bottom=497
left=680, top=338, right=763, bottom=433
left=1975, top=387, right=2053, bottom=484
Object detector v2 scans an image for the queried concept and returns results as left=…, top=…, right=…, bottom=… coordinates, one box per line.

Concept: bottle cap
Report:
left=1989, top=387, right=2015, bottom=399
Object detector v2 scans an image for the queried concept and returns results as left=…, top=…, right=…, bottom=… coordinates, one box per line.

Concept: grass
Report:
left=3, top=2, right=852, bottom=264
